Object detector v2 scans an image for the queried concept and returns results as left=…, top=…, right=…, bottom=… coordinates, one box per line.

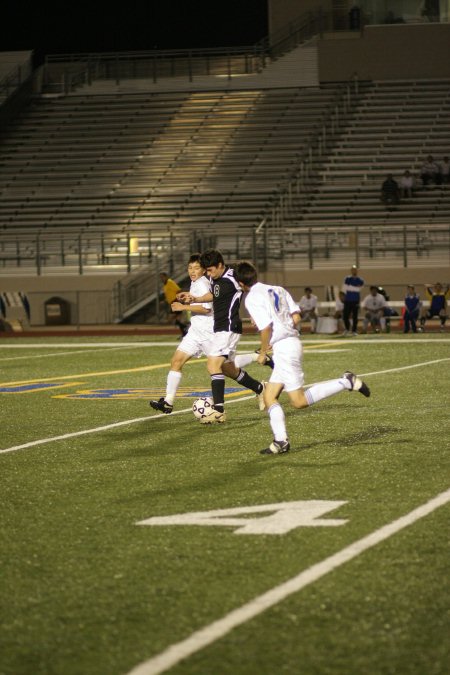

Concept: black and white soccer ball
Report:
left=192, top=396, right=215, bottom=420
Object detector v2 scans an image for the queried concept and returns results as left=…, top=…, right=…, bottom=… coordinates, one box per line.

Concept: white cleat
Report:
left=343, top=371, right=371, bottom=397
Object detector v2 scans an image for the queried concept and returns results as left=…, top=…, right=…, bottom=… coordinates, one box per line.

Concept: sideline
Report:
left=125, top=487, right=450, bottom=675
left=1, top=357, right=449, bottom=456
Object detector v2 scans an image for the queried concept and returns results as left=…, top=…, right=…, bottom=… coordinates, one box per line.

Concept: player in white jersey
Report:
left=236, top=261, right=371, bottom=455
left=150, top=253, right=273, bottom=415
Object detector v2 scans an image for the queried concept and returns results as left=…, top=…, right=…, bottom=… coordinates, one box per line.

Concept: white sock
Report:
left=165, top=370, right=182, bottom=405
left=268, top=402, right=287, bottom=442
left=305, top=378, right=348, bottom=406
left=235, top=352, right=257, bottom=368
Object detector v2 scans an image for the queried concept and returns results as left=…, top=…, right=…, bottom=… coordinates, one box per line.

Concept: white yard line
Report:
left=0, top=395, right=257, bottom=455
left=125, top=487, right=450, bottom=675
left=1, top=358, right=449, bottom=456
left=0, top=346, right=143, bottom=362
left=0, top=338, right=448, bottom=349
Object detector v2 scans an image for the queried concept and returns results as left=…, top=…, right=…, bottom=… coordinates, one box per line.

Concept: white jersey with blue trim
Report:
left=245, top=282, right=300, bottom=345
left=189, top=276, right=214, bottom=330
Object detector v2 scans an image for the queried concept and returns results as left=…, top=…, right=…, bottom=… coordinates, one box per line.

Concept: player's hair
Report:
left=235, top=260, right=258, bottom=287
left=188, top=252, right=203, bottom=265
left=305, top=286, right=312, bottom=292
left=200, top=249, right=224, bottom=268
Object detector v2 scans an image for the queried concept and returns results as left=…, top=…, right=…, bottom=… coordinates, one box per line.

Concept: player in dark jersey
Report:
left=180, top=249, right=264, bottom=423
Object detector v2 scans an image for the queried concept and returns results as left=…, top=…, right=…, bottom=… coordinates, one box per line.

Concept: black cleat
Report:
left=255, top=349, right=275, bottom=369
left=343, top=371, right=371, bottom=397
left=149, top=397, right=173, bottom=414
left=264, top=354, right=275, bottom=369
left=260, top=439, right=290, bottom=455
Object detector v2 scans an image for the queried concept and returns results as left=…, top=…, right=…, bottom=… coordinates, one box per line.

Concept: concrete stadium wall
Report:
left=0, top=275, right=119, bottom=326
left=1, top=266, right=447, bottom=326
left=318, top=24, right=450, bottom=81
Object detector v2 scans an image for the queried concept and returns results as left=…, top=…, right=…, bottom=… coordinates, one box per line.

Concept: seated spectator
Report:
left=334, top=290, right=346, bottom=334
left=376, top=286, right=398, bottom=332
left=299, top=287, right=318, bottom=334
left=380, top=174, right=400, bottom=209
left=361, top=286, right=387, bottom=333
left=403, top=285, right=421, bottom=334
left=440, top=156, right=450, bottom=185
left=420, top=155, right=441, bottom=186
left=419, top=282, right=449, bottom=333
left=399, top=170, right=414, bottom=198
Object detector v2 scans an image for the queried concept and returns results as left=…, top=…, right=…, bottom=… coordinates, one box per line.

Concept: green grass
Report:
left=0, top=335, right=449, bottom=675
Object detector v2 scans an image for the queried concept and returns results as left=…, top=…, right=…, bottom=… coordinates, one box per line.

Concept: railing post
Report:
left=188, top=51, right=193, bottom=82
left=78, top=234, right=83, bottom=275
left=403, top=226, right=408, bottom=267
left=36, top=234, right=41, bottom=276
left=308, top=228, right=313, bottom=269
left=126, top=232, right=131, bottom=273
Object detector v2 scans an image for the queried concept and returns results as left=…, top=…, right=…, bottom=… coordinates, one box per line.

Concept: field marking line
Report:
left=0, top=395, right=257, bottom=455
left=0, top=361, right=185, bottom=387
left=126, top=487, right=450, bottom=675
left=0, top=344, right=150, bottom=363
left=0, top=341, right=338, bottom=386
left=359, top=356, right=450, bottom=378
left=1, top=357, right=449, bottom=456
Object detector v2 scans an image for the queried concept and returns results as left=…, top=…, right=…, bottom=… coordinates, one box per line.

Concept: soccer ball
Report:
left=192, top=396, right=215, bottom=420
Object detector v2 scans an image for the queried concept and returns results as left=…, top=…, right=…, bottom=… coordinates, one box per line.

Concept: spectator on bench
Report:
left=298, top=287, right=319, bottom=334
left=419, top=282, right=449, bottom=333
left=420, top=155, right=441, bottom=187
left=381, top=174, right=400, bottom=209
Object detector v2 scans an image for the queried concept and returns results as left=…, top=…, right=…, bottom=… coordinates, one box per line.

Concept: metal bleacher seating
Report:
left=0, top=86, right=339, bottom=236
left=285, top=79, right=450, bottom=227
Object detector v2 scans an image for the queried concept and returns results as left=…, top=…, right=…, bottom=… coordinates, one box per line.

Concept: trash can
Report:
left=44, top=296, right=71, bottom=325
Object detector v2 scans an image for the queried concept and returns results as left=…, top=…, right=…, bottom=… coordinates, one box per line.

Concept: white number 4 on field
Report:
left=137, top=500, right=348, bottom=535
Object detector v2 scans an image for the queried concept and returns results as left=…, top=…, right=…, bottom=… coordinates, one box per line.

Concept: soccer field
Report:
left=1, top=334, right=449, bottom=675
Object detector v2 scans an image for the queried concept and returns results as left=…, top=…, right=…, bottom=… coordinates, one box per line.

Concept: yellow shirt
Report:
left=163, top=278, right=181, bottom=304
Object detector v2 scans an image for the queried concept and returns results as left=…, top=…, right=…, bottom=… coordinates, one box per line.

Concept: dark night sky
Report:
left=3, top=1, right=269, bottom=63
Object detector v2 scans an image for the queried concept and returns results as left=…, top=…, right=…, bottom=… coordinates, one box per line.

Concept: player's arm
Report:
left=179, top=291, right=213, bottom=303
left=172, top=301, right=211, bottom=315
left=291, top=311, right=301, bottom=327
left=256, top=325, right=273, bottom=365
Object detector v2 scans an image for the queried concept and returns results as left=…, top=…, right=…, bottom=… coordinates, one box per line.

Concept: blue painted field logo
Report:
left=54, top=387, right=246, bottom=400
left=137, top=501, right=348, bottom=535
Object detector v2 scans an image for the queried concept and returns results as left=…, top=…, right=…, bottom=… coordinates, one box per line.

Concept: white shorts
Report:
left=177, top=324, right=215, bottom=359
left=207, top=331, right=241, bottom=362
left=270, top=337, right=304, bottom=392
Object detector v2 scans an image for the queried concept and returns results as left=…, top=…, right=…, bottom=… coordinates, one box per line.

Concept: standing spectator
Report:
left=334, top=290, right=346, bottom=334
left=159, top=271, right=189, bottom=338
left=298, top=287, right=319, bottom=334
left=342, top=265, right=364, bottom=336
left=399, top=170, right=415, bottom=198
left=419, top=282, right=449, bottom=332
left=440, top=156, right=450, bottom=185
left=380, top=173, right=400, bottom=209
left=361, top=286, right=387, bottom=333
left=420, top=155, right=441, bottom=186
left=403, top=285, right=421, bottom=334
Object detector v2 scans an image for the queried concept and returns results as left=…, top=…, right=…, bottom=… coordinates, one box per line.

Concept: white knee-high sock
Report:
left=304, top=377, right=349, bottom=406
left=165, top=370, right=182, bottom=405
left=235, top=352, right=257, bottom=368
left=268, top=402, right=288, bottom=442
